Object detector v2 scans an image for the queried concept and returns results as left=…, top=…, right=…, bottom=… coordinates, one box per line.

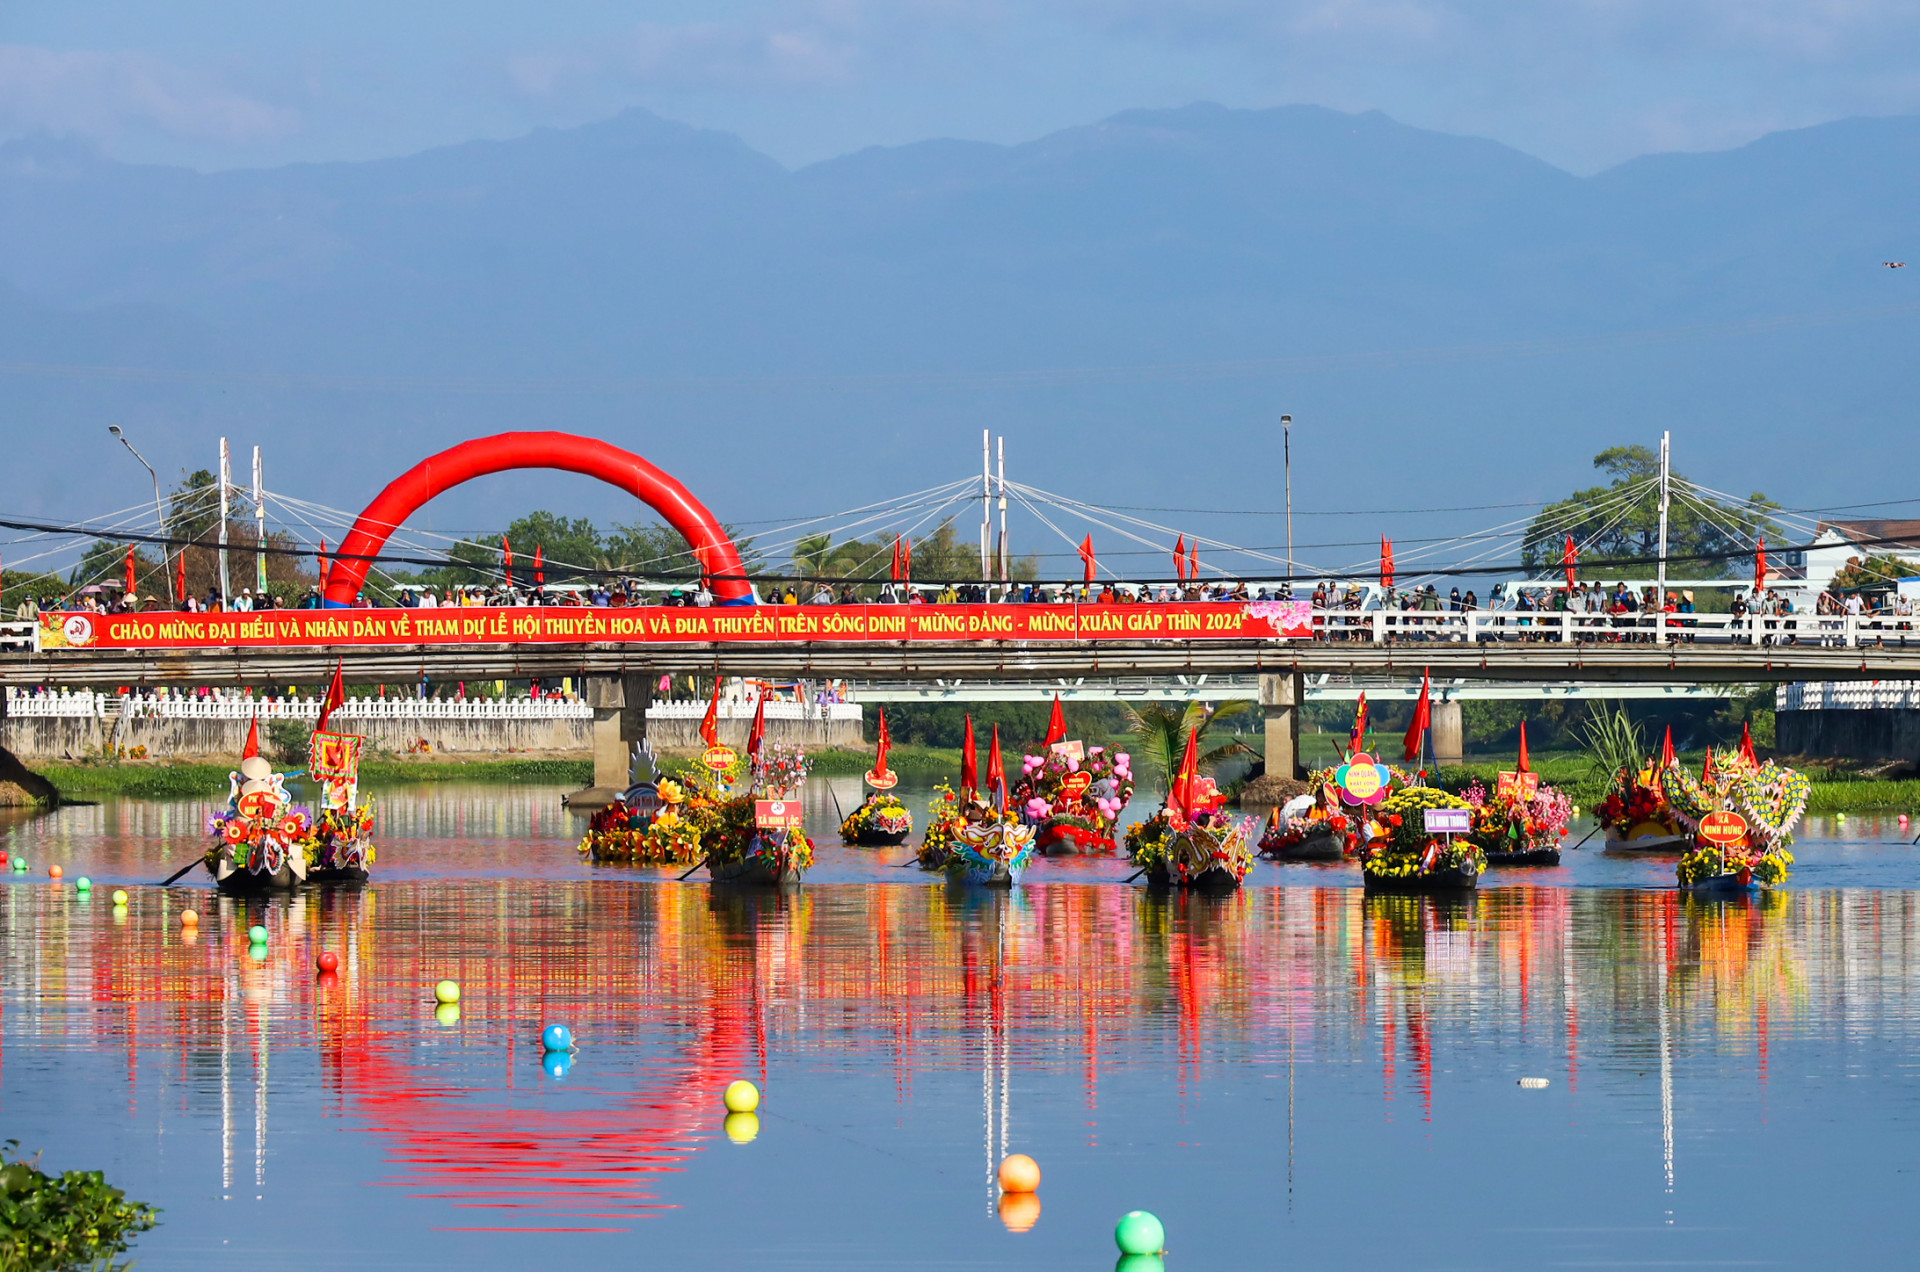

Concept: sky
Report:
left=8, top=1, right=1920, bottom=175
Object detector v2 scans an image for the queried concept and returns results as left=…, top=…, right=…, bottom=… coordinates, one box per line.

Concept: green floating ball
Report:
left=75, top=877, right=92, bottom=891
left=248, top=944, right=269, bottom=964
left=1114, top=1211, right=1165, bottom=1256
left=1115, top=1256, right=1166, bottom=1272
left=248, top=925, right=269, bottom=944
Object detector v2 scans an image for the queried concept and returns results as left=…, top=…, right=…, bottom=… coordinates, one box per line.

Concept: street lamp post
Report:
left=1281, top=414, right=1294, bottom=595
left=108, top=426, right=174, bottom=606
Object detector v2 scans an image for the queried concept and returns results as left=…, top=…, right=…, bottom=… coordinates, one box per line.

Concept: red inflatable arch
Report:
left=321, top=432, right=751, bottom=606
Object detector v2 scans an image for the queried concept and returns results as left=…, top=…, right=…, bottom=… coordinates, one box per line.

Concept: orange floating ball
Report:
left=180, top=909, right=200, bottom=926
left=998, top=1153, right=1041, bottom=1193
left=48, top=864, right=63, bottom=879
left=998, top=1190, right=1042, bottom=1233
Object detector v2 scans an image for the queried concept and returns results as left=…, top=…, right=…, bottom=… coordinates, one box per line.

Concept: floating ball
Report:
left=723, top=1080, right=760, bottom=1114
left=180, top=926, right=199, bottom=944
left=435, top=1002, right=461, bottom=1027
left=10, top=858, right=26, bottom=872
left=111, top=905, right=128, bottom=924
left=434, top=980, right=461, bottom=1004
left=112, top=889, right=129, bottom=906
left=248, top=925, right=269, bottom=944
left=542, top=1024, right=574, bottom=1051
left=724, top=1111, right=760, bottom=1144
left=248, top=944, right=269, bottom=963
left=180, top=909, right=200, bottom=926
left=0, top=851, right=7, bottom=865
left=1114, top=1211, right=1166, bottom=1256
left=542, top=1050, right=572, bottom=1079
left=48, top=864, right=62, bottom=879
left=75, top=877, right=91, bottom=892
left=316, top=951, right=339, bottom=973
left=998, top=1190, right=1041, bottom=1233
left=997, top=1153, right=1041, bottom=1192
left=1115, top=1256, right=1166, bottom=1272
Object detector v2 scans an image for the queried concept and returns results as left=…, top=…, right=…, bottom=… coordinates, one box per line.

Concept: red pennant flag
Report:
left=1661, top=726, right=1676, bottom=769
left=961, top=714, right=978, bottom=797
left=901, top=536, right=912, bottom=582
left=1381, top=536, right=1395, bottom=591
left=1172, top=726, right=1201, bottom=820
left=1403, top=669, right=1432, bottom=763
left=876, top=707, right=892, bottom=778
left=501, top=535, right=514, bottom=588
left=319, top=536, right=330, bottom=590
left=124, top=544, right=137, bottom=599
left=1741, top=720, right=1757, bottom=764
left=1703, top=746, right=1716, bottom=785
left=746, top=690, right=767, bottom=766
left=1045, top=695, right=1067, bottom=748
left=1174, top=535, right=1188, bottom=581
left=242, top=717, right=260, bottom=759
left=315, top=662, right=346, bottom=734
left=1348, top=692, right=1369, bottom=758
left=534, top=543, right=544, bottom=586
left=1517, top=719, right=1531, bottom=773
left=175, top=551, right=186, bottom=604
left=1754, top=536, right=1768, bottom=594
left=1187, top=538, right=1199, bottom=580
left=1562, top=535, right=1577, bottom=591
left=699, top=678, right=721, bottom=748
left=986, top=724, right=1006, bottom=800
left=1078, top=535, right=1096, bottom=584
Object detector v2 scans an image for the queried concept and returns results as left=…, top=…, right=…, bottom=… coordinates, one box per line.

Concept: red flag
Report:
left=1403, top=669, right=1432, bottom=764
left=1661, top=726, right=1676, bottom=769
left=961, top=714, right=978, bottom=796
left=319, top=536, right=330, bottom=589
left=875, top=707, right=892, bottom=778
left=1347, top=693, right=1369, bottom=757
left=900, top=536, right=912, bottom=582
left=1171, top=726, right=1201, bottom=820
left=175, top=551, right=186, bottom=605
left=315, top=663, right=346, bottom=734
left=1754, top=536, right=1767, bottom=593
left=124, top=544, right=136, bottom=599
left=534, top=543, right=544, bottom=586
left=1562, top=535, right=1577, bottom=591
left=1741, top=720, right=1757, bottom=764
left=1381, top=536, right=1395, bottom=591
left=746, top=690, right=767, bottom=766
left=1187, top=538, right=1199, bottom=580
left=242, top=717, right=260, bottom=759
left=1078, top=535, right=1096, bottom=584
left=986, top=724, right=1006, bottom=800
left=1045, top=695, right=1067, bottom=747
left=699, top=678, right=721, bottom=748
left=502, top=535, right=514, bottom=588
left=1703, top=746, right=1716, bottom=785
left=1517, top=719, right=1530, bottom=773
left=1174, top=535, right=1188, bottom=581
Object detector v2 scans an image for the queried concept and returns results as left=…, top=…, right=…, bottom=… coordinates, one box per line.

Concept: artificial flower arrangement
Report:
left=1663, top=750, right=1806, bottom=888
left=918, top=780, right=967, bottom=868
left=205, top=775, right=317, bottom=876
left=758, top=744, right=813, bottom=798
left=1011, top=746, right=1136, bottom=851
left=309, top=800, right=378, bottom=870
left=1358, top=785, right=1483, bottom=884
left=1256, top=771, right=1353, bottom=857
left=577, top=758, right=749, bottom=866
left=1459, top=777, right=1570, bottom=858
left=840, top=792, right=914, bottom=844
left=699, top=778, right=817, bottom=875
left=1594, top=768, right=1679, bottom=840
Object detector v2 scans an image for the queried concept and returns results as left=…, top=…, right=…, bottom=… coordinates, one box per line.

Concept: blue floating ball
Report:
left=542, top=1024, right=574, bottom=1051
left=543, top=1050, right=572, bottom=1079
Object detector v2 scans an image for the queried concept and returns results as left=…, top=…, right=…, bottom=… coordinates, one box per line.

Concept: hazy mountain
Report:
left=0, top=103, right=1912, bottom=550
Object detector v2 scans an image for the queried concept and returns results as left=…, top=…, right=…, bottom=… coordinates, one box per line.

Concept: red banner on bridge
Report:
left=36, top=601, right=1311, bottom=651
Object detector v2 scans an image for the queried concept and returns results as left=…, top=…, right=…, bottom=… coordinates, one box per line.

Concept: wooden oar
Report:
left=158, top=858, right=202, bottom=886
left=676, top=856, right=708, bottom=881
left=1122, top=868, right=1146, bottom=883
left=828, top=782, right=846, bottom=823
left=1566, top=823, right=1604, bottom=852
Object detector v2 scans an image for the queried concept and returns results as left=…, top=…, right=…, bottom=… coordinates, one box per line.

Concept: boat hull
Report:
left=849, top=829, right=909, bottom=847
left=1145, top=864, right=1243, bottom=892
left=708, top=856, right=804, bottom=887
left=1259, top=822, right=1344, bottom=861
left=951, top=857, right=1025, bottom=888
left=1036, top=823, right=1118, bottom=856
left=309, top=865, right=371, bottom=885
left=1604, top=833, right=1692, bottom=854
left=1682, top=870, right=1759, bottom=894
left=1363, top=865, right=1480, bottom=893
left=1486, top=848, right=1561, bottom=867
left=207, top=860, right=300, bottom=895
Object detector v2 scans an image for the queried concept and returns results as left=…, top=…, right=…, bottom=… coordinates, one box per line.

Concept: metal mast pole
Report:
left=996, top=436, right=1008, bottom=585
left=218, top=438, right=232, bottom=604
left=108, top=426, right=173, bottom=606
left=980, top=428, right=991, bottom=585
left=252, top=445, right=267, bottom=596
left=1282, top=414, right=1294, bottom=592
left=1655, top=430, right=1671, bottom=645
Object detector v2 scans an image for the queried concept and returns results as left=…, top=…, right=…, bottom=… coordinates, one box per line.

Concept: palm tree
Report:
left=1125, top=700, right=1256, bottom=792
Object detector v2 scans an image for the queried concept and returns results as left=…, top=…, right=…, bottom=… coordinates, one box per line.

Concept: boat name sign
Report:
left=1698, top=810, right=1750, bottom=846
left=754, top=799, right=804, bottom=830
left=1423, top=808, right=1471, bottom=835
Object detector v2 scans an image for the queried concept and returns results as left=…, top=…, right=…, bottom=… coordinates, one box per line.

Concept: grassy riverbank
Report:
left=40, top=758, right=592, bottom=799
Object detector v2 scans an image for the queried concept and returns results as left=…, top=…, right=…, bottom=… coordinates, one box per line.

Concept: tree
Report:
left=1125, top=700, right=1256, bottom=791
left=1829, top=552, right=1920, bottom=595
left=1521, top=446, right=1780, bottom=579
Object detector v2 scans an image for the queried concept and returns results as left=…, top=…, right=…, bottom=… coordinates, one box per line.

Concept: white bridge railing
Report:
left=5, top=688, right=592, bottom=721
left=1307, top=609, right=1912, bottom=647
left=645, top=700, right=861, bottom=722
left=1778, top=681, right=1920, bottom=711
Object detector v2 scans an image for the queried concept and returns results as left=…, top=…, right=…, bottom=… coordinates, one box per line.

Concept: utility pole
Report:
left=217, top=437, right=232, bottom=604
left=1281, top=414, right=1294, bottom=593
left=996, top=436, right=1009, bottom=585
left=252, top=445, right=267, bottom=596
left=1655, top=430, right=1671, bottom=645
left=980, top=428, right=991, bottom=585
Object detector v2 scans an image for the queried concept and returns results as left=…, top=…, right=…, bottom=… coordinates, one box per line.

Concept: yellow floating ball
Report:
left=434, top=980, right=461, bottom=1004
left=435, top=1002, right=462, bottom=1027
left=723, top=1079, right=760, bottom=1113
left=724, top=1112, right=760, bottom=1144
left=998, top=1153, right=1042, bottom=1192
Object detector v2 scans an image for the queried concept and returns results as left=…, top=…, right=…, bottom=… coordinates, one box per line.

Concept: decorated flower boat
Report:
left=1127, top=811, right=1256, bottom=892
left=944, top=812, right=1038, bottom=887
left=1598, top=766, right=1692, bottom=854
left=205, top=755, right=312, bottom=894
left=306, top=727, right=375, bottom=883
left=706, top=747, right=815, bottom=887
left=1463, top=774, right=1571, bottom=867
left=1012, top=745, right=1135, bottom=855
left=579, top=775, right=705, bottom=864
left=918, top=781, right=966, bottom=870
left=1358, top=785, right=1485, bottom=893
left=841, top=793, right=913, bottom=846
left=1257, top=775, right=1353, bottom=861
left=1664, top=746, right=1806, bottom=893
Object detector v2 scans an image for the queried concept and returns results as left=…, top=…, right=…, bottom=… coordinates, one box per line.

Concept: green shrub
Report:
left=0, top=1141, right=158, bottom=1272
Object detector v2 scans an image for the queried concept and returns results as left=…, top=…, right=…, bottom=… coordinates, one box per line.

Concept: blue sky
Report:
left=8, top=1, right=1920, bottom=173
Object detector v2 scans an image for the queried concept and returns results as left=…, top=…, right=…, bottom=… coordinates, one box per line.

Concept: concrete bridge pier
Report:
left=1260, top=672, right=1304, bottom=780
left=1431, top=699, right=1464, bottom=766
left=571, top=671, right=653, bottom=811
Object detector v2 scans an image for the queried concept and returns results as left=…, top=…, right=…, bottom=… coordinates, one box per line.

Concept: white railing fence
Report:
left=646, top=700, right=860, bottom=722
left=5, top=688, right=592, bottom=721
left=1778, top=681, right=1920, bottom=711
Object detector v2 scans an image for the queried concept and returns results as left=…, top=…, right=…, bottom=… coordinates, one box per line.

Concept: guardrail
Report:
left=645, top=700, right=861, bottom=721
left=4, top=688, right=593, bottom=721
left=1778, top=681, right=1920, bottom=711
left=1301, top=608, right=1915, bottom=647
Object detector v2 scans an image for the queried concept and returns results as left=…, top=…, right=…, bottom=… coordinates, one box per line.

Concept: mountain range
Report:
left=1, top=102, right=1914, bottom=564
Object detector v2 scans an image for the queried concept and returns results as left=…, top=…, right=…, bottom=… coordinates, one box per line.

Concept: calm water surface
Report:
left=5, top=781, right=1920, bottom=1270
